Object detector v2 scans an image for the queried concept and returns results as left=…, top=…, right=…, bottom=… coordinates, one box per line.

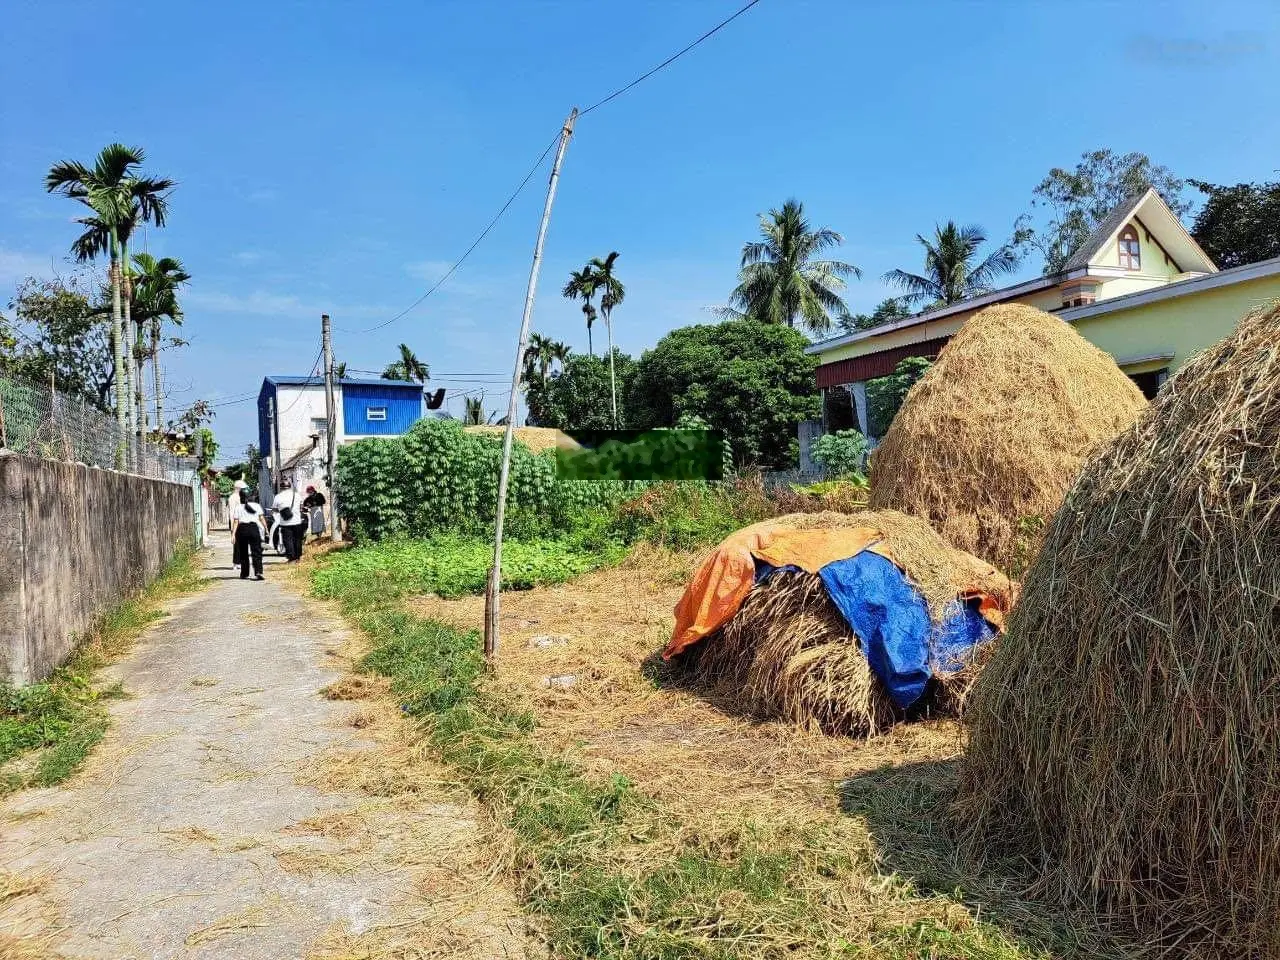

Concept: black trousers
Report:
left=235, top=523, right=263, bottom=577
left=282, top=523, right=305, bottom=561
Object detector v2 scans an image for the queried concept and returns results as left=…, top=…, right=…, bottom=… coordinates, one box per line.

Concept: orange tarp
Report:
left=664, top=524, right=1016, bottom=660
left=665, top=523, right=891, bottom=659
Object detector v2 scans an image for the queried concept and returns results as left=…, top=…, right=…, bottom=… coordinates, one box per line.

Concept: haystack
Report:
left=869, top=303, right=1146, bottom=568
left=463, top=425, right=563, bottom=453
left=958, top=304, right=1280, bottom=956
left=666, top=510, right=1014, bottom=736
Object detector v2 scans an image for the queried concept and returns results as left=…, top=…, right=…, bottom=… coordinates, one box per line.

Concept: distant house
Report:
left=808, top=188, right=1280, bottom=439
left=256, top=376, right=426, bottom=495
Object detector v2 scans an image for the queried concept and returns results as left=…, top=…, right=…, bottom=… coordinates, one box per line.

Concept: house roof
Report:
left=1058, top=254, right=1280, bottom=323
left=262, top=375, right=423, bottom=389
left=1062, top=187, right=1217, bottom=274
left=805, top=274, right=1060, bottom=355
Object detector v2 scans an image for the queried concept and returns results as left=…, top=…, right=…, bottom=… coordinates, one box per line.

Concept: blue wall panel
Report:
left=342, top=384, right=422, bottom=435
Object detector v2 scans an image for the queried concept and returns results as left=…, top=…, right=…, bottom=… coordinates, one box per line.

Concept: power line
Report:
left=579, top=0, right=763, bottom=117
left=336, top=0, right=763, bottom=337
left=338, top=134, right=561, bottom=336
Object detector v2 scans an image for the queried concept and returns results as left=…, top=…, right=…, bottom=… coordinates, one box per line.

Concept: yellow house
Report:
left=807, top=188, right=1280, bottom=438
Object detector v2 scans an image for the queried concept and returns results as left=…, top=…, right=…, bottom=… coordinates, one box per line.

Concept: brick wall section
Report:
left=0, top=453, right=194, bottom=685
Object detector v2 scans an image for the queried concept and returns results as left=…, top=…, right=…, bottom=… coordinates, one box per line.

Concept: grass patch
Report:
left=311, top=532, right=625, bottom=600
left=0, top=543, right=204, bottom=795
left=311, top=545, right=1064, bottom=960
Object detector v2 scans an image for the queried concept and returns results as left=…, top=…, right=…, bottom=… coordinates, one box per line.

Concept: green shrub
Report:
left=809, top=430, right=868, bottom=476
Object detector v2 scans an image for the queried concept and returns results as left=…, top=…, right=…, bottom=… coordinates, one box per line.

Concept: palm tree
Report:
left=562, top=266, right=598, bottom=356
left=463, top=394, right=486, bottom=426
left=523, top=332, right=555, bottom=385
left=721, top=199, right=861, bottom=335
left=589, top=252, right=625, bottom=427
left=382, top=343, right=429, bottom=382
left=883, top=222, right=1020, bottom=308
left=130, top=253, right=190, bottom=431
left=547, top=339, right=571, bottom=375
left=333, top=361, right=348, bottom=379
left=47, top=144, right=172, bottom=457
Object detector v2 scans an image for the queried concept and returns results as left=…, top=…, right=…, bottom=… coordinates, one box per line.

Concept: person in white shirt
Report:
left=231, top=489, right=267, bottom=580
left=272, top=476, right=306, bottom=563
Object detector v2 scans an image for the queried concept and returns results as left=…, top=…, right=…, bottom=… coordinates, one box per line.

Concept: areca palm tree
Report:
left=130, top=253, right=190, bottom=431
left=547, top=339, right=570, bottom=375
left=382, top=343, right=429, bottom=382
left=47, top=144, right=172, bottom=456
left=883, top=222, right=1020, bottom=308
left=562, top=266, right=598, bottom=356
left=721, top=199, right=861, bottom=335
left=523, top=332, right=555, bottom=384
left=589, top=252, right=624, bottom=427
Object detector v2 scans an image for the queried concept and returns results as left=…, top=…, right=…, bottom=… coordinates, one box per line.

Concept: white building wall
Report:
left=271, top=384, right=342, bottom=495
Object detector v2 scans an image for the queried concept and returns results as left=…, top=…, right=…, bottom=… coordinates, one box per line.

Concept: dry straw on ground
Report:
left=958, top=304, right=1280, bottom=957
left=462, top=425, right=563, bottom=453
left=870, top=303, right=1146, bottom=568
left=671, top=510, right=1013, bottom=737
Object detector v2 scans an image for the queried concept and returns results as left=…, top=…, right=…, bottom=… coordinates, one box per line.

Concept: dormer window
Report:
left=1118, top=225, right=1141, bottom=271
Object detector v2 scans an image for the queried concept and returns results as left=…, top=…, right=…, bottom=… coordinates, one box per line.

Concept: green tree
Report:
left=562, top=266, right=599, bottom=356
left=245, top=443, right=263, bottom=479
left=527, top=351, right=635, bottom=431
left=129, top=253, right=190, bottom=431
left=1016, top=149, right=1190, bottom=274
left=720, top=199, right=861, bottom=335
left=2, top=274, right=114, bottom=408
left=382, top=343, right=429, bottom=382
left=522, top=332, right=556, bottom=385
left=839, top=297, right=911, bottom=334
left=628, top=319, right=819, bottom=469
left=589, top=251, right=624, bottom=426
left=46, top=144, right=173, bottom=451
left=867, top=356, right=932, bottom=437
left=884, top=222, right=1020, bottom=308
left=1188, top=178, right=1280, bottom=269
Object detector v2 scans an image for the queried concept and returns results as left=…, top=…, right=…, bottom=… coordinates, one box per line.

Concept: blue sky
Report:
left=2, top=0, right=1277, bottom=461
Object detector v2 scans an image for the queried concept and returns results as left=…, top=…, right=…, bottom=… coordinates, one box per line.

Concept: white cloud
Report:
left=184, top=288, right=391, bottom=322
left=0, top=249, right=58, bottom=286
left=231, top=250, right=266, bottom=264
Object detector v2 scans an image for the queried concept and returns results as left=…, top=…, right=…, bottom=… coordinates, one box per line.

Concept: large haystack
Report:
left=670, top=510, right=1013, bottom=736
left=870, top=303, right=1146, bottom=568
left=958, top=304, right=1280, bottom=956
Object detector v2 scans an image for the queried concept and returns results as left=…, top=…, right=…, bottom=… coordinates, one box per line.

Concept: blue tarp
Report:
left=758, top=552, right=997, bottom=710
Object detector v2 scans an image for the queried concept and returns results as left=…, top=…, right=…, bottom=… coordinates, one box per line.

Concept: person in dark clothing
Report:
left=302, top=485, right=327, bottom=539
left=232, top=488, right=266, bottom=580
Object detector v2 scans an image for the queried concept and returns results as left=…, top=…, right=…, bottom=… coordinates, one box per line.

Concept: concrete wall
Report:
left=0, top=453, right=195, bottom=685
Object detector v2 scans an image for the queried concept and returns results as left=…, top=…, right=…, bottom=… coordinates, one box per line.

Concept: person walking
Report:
left=302, top=485, right=327, bottom=539
left=272, top=476, right=306, bottom=563
left=230, top=478, right=249, bottom=566
left=231, top=488, right=267, bottom=580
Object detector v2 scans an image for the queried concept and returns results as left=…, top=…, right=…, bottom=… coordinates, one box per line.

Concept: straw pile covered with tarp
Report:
left=663, top=510, right=1015, bottom=736
left=870, top=303, right=1147, bottom=568
left=958, top=304, right=1280, bottom=957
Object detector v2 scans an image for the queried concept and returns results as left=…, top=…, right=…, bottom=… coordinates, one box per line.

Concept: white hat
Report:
left=233, top=479, right=248, bottom=490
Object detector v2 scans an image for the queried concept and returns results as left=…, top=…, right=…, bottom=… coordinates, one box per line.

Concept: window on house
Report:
left=366, top=406, right=387, bottom=422
left=1118, top=225, right=1141, bottom=270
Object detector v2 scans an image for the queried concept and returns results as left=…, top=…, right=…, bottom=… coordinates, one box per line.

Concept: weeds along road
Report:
left=0, top=533, right=529, bottom=960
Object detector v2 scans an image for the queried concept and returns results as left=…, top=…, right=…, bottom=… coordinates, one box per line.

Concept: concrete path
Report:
left=0, top=533, right=528, bottom=960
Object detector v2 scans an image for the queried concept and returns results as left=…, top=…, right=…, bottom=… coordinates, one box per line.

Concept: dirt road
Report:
left=0, top=534, right=527, bottom=960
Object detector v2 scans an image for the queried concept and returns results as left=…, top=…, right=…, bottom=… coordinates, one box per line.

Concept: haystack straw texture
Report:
left=870, top=303, right=1146, bottom=568
left=675, top=510, right=1013, bottom=737
left=463, top=425, right=563, bottom=453
left=958, top=304, right=1280, bottom=956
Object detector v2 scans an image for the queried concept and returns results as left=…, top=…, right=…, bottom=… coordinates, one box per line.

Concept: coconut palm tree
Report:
left=130, top=253, right=190, bottom=431
left=381, top=343, right=429, bottom=382
left=883, top=222, right=1020, bottom=308
left=463, top=395, right=486, bottom=426
left=548, top=339, right=571, bottom=375
left=47, top=144, right=172, bottom=458
left=333, top=361, right=348, bottom=379
left=721, top=199, right=861, bottom=335
left=562, top=266, right=598, bottom=356
left=523, top=332, right=555, bottom=385
left=589, top=252, right=625, bottom=427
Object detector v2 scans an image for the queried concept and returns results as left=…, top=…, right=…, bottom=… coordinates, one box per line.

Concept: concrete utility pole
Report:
left=268, top=395, right=281, bottom=492
left=321, top=314, right=340, bottom=541
left=484, top=106, right=578, bottom=664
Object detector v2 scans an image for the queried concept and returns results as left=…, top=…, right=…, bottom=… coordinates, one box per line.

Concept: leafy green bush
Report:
left=336, top=418, right=643, bottom=541
left=809, top=430, right=868, bottom=476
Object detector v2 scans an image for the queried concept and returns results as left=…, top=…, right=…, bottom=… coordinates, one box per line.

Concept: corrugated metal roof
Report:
left=263, top=375, right=423, bottom=389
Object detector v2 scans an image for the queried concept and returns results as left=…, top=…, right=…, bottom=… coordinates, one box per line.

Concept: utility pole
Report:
left=268, top=395, right=281, bottom=492
left=484, top=106, right=577, bottom=664
left=321, top=313, right=340, bottom=541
